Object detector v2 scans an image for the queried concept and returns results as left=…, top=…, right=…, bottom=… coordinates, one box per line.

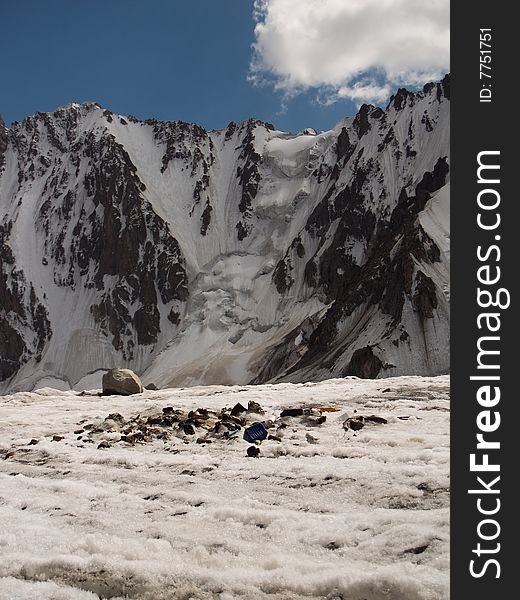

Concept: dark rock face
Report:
left=0, top=318, right=25, bottom=380
left=200, top=201, right=212, bottom=236
left=1, top=107, right=193, bottom=386
left=0, top=116, right=7, bottom=171
left=389, top=88, right=413, bottom=112
left=353, top=104, right=373, bottom=137
left=435, top=74, right=450, bottom=101
left=279, top=158, right=449, bottom=377
left=336, top=127, right=356, bottom=162
left=35, top=130, right=189, bottom=359
left=0, top=222, right=51, bottom=381
left=343, top=347, right=383, bottom=379
left=255, top=85, right=449, bottom=384
left=235, top=120, right=263, bottom=241
left=413, top=271, right=438, bottom=319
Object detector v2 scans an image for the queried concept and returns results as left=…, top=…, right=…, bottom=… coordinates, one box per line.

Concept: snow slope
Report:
left=0, top=376, right=449, bottom=599
left=0, top=78, right=450, bottom=392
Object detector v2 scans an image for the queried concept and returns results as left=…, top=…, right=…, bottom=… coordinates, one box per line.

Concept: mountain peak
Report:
left=0, top=79, right=450, bottom=392
left=387, top=73, right=450, bottom=111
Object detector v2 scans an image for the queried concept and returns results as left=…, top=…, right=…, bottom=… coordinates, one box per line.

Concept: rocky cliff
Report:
left=0, top=76, right=450, bottom=391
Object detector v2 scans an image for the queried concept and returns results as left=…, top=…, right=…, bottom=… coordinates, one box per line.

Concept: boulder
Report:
left=102, top=368, right=143, bottom=396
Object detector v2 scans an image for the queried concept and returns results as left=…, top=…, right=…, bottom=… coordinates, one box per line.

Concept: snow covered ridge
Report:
left=0, top=76, right=450, bottom=393
left=0, top=375, right=450, bottom=599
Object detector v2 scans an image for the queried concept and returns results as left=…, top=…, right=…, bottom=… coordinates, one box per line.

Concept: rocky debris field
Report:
left=0, top=376, right=450, bottom=600
left=69, top=395, right=388, bottom=455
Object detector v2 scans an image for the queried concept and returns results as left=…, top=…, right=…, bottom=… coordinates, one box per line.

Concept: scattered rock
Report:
left=247, top=446, right=261, bottom=458
left=343, top=414, right=388, bottom=431
left=145, top=383, right=159, bottom=390
left=248, top=401, right=265, bottom=414
left=102, top=368, right=143, bottom=396
left=305, top=412, right=326, bottom=426
left=343, top=417, right=365, bottom=431
left=365, top=415, right=388, bottom=425
left=106, top=413, right=125, bottom=423
left=231, top=402, right=247, bottom=416
left=404, top=543, right=430, bottom=555
left=71, top=397, right=357, bottom=452
left=183, top=423, right=195, bottom=435
left=28, top=438, right=39, bottom=445
left=325, top=541, right=341, bottom=550
left=280, top=408, right=304, bottom=417
left=52, top=435, right=64, bottom=441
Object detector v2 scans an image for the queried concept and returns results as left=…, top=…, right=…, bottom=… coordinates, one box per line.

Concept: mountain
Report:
left=0, top=76, right=450, bottom=393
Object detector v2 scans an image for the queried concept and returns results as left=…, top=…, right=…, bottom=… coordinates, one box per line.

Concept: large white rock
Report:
left=102, top=368, right=143, bottom=396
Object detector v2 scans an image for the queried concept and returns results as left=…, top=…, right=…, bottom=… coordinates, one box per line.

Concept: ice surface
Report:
left=0, top=375, right=449, bottom=599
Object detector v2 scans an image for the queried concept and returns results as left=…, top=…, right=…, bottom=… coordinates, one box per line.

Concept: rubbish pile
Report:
left=72, top=400, right=388, bottom=455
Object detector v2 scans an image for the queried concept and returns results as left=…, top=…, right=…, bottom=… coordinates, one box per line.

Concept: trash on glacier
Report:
left=246, top=445, right=261, bottom=457
left=247, top=401, right=265, bottom=414
left=280, top=408, right=304, bottom=417
left=225, top=428, right=241, bottom=439
left=304, top=411, right=326, bottom=426
left=230, top=402, right=247, bottom=416
left=243, top=422, right=268, bottom=443
left=343, top=414, right=388, bottom=431
left=343, top=416, right=366, bottom=431
left=365, top=415, right=388, bottom=425
left=279, top=407, right=326, bottom=426
left=78, top=395, right=340, bottom=449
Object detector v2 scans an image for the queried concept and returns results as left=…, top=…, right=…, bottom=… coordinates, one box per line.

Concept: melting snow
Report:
left=0, top=376, right=449, bottom=599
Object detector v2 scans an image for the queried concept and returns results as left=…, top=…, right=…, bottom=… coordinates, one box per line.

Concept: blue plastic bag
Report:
left=243, top=422, right=268, bottom=443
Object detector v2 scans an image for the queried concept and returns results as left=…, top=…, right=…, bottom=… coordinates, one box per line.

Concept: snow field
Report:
left=0, top=376, right=449, bottom=599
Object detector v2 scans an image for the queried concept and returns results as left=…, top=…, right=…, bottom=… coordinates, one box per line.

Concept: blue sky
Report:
left=0, top=0, right=449, bottom=133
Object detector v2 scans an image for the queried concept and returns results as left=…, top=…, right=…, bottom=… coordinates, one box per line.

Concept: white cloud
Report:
left=250, top=0, right=449, bottom=104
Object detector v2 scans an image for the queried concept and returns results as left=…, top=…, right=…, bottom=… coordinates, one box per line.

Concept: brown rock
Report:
left=102, top=368, right=143, bottom=395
